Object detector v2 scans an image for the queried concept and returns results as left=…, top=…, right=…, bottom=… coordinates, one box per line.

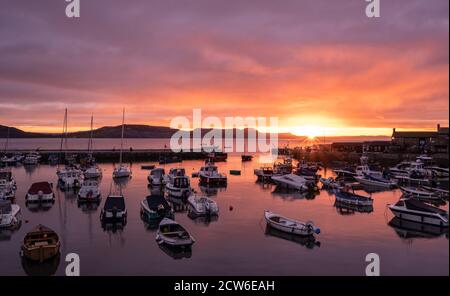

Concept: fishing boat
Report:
left=388, top=198, right=448, bottom=227
left=148, top=168, right=165, bottom=186
left=271, top=173, right=314, bottom=191
left=0, top=200, right=21, bottom=228
left=84, top=165, right=102, bottom=179
left=273, top=157, right=293, bottom=175
left=264, top=210, right=320, bottom=236
left=20, top=225, right=60, bottom=262
left=25, top=182, right=54, bottom=203
left=334, top=189, right=373, bottom=206
left=57, top=167, right=84, bottom=189
left=156, top=218, right=195, bottom=247
left=140, top=194, right=174, bottom=221
left=198, top=162, right=227, bottom=185
left=113, top=109, right=132, bottom=179
left=354, top=173, right=397, bottom=189
left=100, top=194, right=127, bottom=222
left=187, top=194, right=219, bottom=216
left=400, top=186, right=441, bottom=200
left=77, top=179, right=101, bottom=202
left=241, top=155, right=253, bottom=162
left=165, top=175, right=191, bottom=198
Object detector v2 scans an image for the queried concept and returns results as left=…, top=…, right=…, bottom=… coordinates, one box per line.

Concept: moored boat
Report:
left=0, top=200, right=21, bottom=228
left=25, top=182, right=54, bottom=203
left=140, top=194, right=174, bottom=221
left=156, top=218, right=195, bottom=247
left=198, top=162, right=227, bottom=185
left=271, top=173, right=315, bottom=191
left=264, top=210, right=320, bottom=236
left=148, top=168, right=165, bottom=186
left=77, top=179, right=101, bottom=202
left=20, top=225, right=60, bottom=262
left=388, top=198, right=448, bottom=227
left=100, top=194, right=127, bottom=222
left=187, top=195, right=219, bottom=216
left=334, top=189, right=373, bottom=206
left=241, top=155, right=253, bottom=162
left=400, top=186, right=441, bottom=201
left=354, top=174, right=397, bottom=189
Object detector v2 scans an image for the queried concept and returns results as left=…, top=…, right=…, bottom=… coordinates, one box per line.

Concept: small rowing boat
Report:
left=264, top=210, right=320, bottom=236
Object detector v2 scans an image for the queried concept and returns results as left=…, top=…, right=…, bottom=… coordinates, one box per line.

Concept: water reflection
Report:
left=264, top=226, right=321, bottom=249
left=158, top=244, right=192, bottom=260
left=187, top=211, right=219, bottom=226
left=388, top=217, right=449, bottom=240
left=25, top=201, right=54, bottom=212
left=0, top=222, right=21, bottom=241
left=334, top=201, right=374, bottom=215
left=198, top=184, right=226, bottom=196
left=271, top=187, right=318, bottom=201
left=21, top=255, right=60, bottom=276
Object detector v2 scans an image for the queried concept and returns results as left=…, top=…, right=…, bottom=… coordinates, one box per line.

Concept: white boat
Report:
left=148, top=168, right=165, bottom=186
left=187, top=195, right=219, bottom=216
left=271, top=173, right=312, bottom=191
left=25, top=182, right=54, bottom=202
left=113, top=109, right=132, bottom=179
left=0, top=200, right=21, bottom=228
left=84, top=165, right=102, bottom=179
left=264, top=210, right=320, bottom=236
left=57, top=167, right=84, bottom=188
left=100, top=194, right=127, bottom=222
left=354, top=174, right=397, bottom=189
left=335, top=190, right=373, bottom=206
left=319, top=177, right=342, bottom=189
left=165, top=175, right=191, bottom=198
left=198, top=162, right=227, bottom=185
left=421, top=186, right=449, bottom=199
left=22, top=153, right=40, bottom=165
left=156, top=218, right=195, bottom=247
left=77, top=180, right=101, bottom=201
left=400, top=186, right=441, bottom=200
left=388, top=198, right=448, bottom=227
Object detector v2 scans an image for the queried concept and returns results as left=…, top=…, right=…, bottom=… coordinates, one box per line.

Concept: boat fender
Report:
left=315, top=227, right=321, bottom=234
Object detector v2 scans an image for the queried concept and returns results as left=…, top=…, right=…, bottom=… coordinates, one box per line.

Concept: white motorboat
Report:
left=163, top=168, right=186, bottom=183
left=400, top=186, right=441, bottom=200
left=156, top=218, right=195, bottom=247
left=187, top=195, right=219, bottom=216
left=77, top=180, right=101, bottom=202
left=271, top=173, right=313, bottom=191
left=354, top=174, right=397, bottom=189
left=0, top=200, right=21, bottom=228
left=264, top=210, right=320, bottom=236
left=198, top=162, right=227, bottom=185
left=148, top=168, right=165, bottom=186
left=388, top=198, right=448, bottom=227
left=165, top=175, right=191, bottom=198
left=25, top=182, right=54, bottom=203
left=100, top=194, right=127, bottom=222
left=113, top=164, right=132, bottom=179
left=84, top=165, right=102, bottom=179
left=57, top=167, right=84, bottom=188
left=335, top=189, right=373, bottom=206
left=421, top=186, right=449, bottom=199
left=113, top=109, right=132, bottom=179
left=22, top=153, right=40, bottom=165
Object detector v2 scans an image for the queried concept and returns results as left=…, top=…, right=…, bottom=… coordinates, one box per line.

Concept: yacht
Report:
left=26, top=182, right=55, bottom=203
left=22, top=152, right=40, bottom=165
left=112, top=109, right=132, bottom=179
left=388, top=198, right=448, bottom=227
left=57, top=166, right=84, bottom=189
left=77, top=179, right=101, bottom=202
left=84, top=165, right=102, bottom=179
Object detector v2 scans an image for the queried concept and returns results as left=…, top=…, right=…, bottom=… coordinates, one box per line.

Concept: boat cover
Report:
left=146, top=194, right=170, bottom=210
left=28, top=182, right=53, bottom=194
left=0, top=200, right=12, bottom=213
left=104, top=195, right=126, bottom=211
left=404, top=199, right=447, bottom=215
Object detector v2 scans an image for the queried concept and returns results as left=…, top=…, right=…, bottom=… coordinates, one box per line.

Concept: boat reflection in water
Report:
left=334, top=201, right=374, bottom=215
left=101, top=220, right=126, bottom=233
left=158, top=244, right=192, bottom=260
left=271, top=187, right=318, bottom=201
left=264, top=225, right=321, bottom=249
left=167, top=196, right=189, bottom=213
left=77, top=200, right=101, bottom=213
left=187, top=211, right=219, bottom=226
left=25, top=200, right=54, bottom=212
left=388, top=217, right=449, bottom=240
left=21, top=254, right=60, bottom=276
left=198, top=184, right=226, bottom=196
left=0, top=223, right=21, bottom=241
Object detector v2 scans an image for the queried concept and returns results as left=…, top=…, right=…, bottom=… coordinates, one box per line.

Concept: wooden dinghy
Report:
left=21, top=224, right=60, bottom=262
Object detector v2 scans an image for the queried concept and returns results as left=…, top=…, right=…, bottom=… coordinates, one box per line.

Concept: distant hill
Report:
left=0, top=124, right=390, bottom=142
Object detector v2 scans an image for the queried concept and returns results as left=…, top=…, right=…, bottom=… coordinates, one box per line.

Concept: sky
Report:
left=0, top=0, right=448, bottom=136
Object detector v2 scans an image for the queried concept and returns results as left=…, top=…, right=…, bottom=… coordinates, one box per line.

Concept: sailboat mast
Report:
left=59, top=108, right=68, bottom=166
left=88, top=114, right=94, bottom=153
left=119, top=108, right=125, bottom=165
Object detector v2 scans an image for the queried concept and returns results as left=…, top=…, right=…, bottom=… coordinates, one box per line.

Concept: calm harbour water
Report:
left=0, top=156, right=448, bottom=276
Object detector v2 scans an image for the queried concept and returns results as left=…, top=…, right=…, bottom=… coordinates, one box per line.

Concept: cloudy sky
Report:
left=0, top=0, right=448, bottom=135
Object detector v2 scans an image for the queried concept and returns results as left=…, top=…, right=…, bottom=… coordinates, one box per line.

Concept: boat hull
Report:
left=389, top=206, right=448, bottom=227
left=21, top=243, right=60, bottom=262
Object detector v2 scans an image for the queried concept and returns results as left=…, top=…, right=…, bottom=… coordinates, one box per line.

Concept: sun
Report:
left=291, top=125, right=322, bottom=139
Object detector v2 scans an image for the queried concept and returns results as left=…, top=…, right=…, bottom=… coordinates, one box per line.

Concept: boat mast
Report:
left=58, top=108, right=68, bottom=167
left=88, top=114, right=94, bottom=154
left=119, top=108, right=125, bottom=166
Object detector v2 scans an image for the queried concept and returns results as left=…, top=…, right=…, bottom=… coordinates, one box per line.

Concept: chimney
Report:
left=437, top=123, right=440, bottom=131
